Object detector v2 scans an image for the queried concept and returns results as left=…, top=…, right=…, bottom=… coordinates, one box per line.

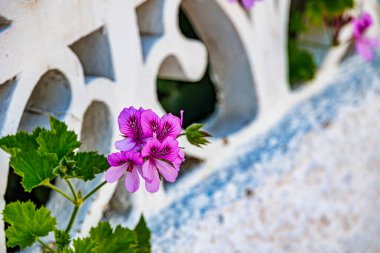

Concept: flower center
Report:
left=126, top=161, right=134, bottom=173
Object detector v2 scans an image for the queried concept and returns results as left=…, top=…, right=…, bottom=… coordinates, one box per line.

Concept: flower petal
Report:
left=125, top=169, right=140, bottom=193
left=131, top=152, right=144, bottom=165
left=145, top=168, right=160, bottom=193
left=141, top=109, right=160, bottom=137
left=105, top=164, right=126, bottom=183
left=115, top=138, right=136, bottom=151
left=158, top=113, right=182, bottom=140
left=173, top=149, right=185, bottom=171
left=135, top=164, right=143, bottom=177
left=159, top=137, right=180, bottom=162
left=155, top=159, right=178, bottom=182
left=142, top=159, right=155, bottom=182
left=107, top=152, right=125, bottom=167
left=141, top=138, right=161, bottom=158
left=241, top=0, right=255, bottom=9
left=118, top=107, right=143, bottom=138
left=356, top=37, right=378, bottom=61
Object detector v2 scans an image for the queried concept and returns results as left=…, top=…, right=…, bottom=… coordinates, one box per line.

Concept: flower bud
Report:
left=185, top=123, right=212, bottom=147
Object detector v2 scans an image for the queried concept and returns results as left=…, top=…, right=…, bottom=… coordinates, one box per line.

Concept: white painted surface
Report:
left=0, top=0, right=379, bottom=252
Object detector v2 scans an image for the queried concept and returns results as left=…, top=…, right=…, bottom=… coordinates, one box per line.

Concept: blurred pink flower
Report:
left=355, top=37, right=379, bottom=61
left=229, top=0, right=260, bottom=10
left=105, top=151, right=144, bottom=193
left=352, top=12, right=379, bottom=61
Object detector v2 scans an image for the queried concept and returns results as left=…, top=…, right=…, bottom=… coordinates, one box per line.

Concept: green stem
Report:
left=82, top=181, right=107, bottom=202
left=65, top=205, right=80, bottom=234
left=64, top=181, right=107, bottom=234
left=65, top=178, right=77, bottom=200
left=36, top=238, right=55, bottom=253
left=177, top=133, right=186, bottom=138
left=44, top=182, right=74, bottom=202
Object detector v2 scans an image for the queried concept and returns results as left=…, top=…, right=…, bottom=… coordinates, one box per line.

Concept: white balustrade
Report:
left=0, top=0, right=379, bottom=252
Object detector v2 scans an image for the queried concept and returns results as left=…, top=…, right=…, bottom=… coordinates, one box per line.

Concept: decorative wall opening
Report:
left=136, top=0, right=164, bottom=36
left=0, top=77, right=17, bottom=130
left=18, top=69, right=72, bottom=132
left=70, top=27, right=115, bottom=82
left=80, top=101, right=113, bottom=154
left=157, top=10, right=216, bottom=128
left=181, top=0, right=258, bottom=137
left=136, top=0, right=164, bottom=59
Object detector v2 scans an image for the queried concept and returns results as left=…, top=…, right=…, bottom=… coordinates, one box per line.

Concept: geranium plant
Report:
left=0, top=107, right=211, bottom=252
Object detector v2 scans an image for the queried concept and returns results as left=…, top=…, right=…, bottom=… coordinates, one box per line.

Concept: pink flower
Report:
left=173, top=149, right=185, bottom=171
left=105, top=151, right=144, bottom=193
left=352, top=12, right=379, bottom=61
left=355, top=37, right=379, bottom=61
left=353, top=12, right=373, bottom=39
left=115, top=107, right=147, bottom=152
left=107, top=107, right=186, bottom=193
left=141, top=137, right=180, bottom=193
left=141, top=109, right=183, bottom=141
left=229, top=0, right=260, bottom=10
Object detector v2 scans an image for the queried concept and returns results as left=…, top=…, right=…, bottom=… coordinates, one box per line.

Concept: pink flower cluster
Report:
left=352, top=12, right=379, bottom=61
left=105, top=107, right=185, bottom=193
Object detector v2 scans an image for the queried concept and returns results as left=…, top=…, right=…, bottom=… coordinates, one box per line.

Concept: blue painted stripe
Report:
left=149, top=56, right=380, bottom=246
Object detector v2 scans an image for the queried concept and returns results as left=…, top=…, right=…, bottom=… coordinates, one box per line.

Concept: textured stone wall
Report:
left=0, top=0, right=379, bottom=252
left=147, top=56, right=380, bottom=252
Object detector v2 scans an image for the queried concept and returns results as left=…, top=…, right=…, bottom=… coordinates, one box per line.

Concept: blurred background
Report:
left=1, top=0, right=380, bottom=252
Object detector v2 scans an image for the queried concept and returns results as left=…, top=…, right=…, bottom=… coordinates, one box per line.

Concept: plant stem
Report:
left=65, top=205, right=80, bottom=234
left=36, top=238, right=55, bottom=253
left=82, top=181, right=107, bottom=202
left=65, top=178, right=77, bottom=200
left=44, top=182, right=74, bottom=202
left=177, top=133, right=186, bottom=138
left=64, top=181, right=107, bottom=234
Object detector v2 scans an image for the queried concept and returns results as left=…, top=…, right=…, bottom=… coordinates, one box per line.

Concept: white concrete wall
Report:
left=0, top=0, right=380, bottom=252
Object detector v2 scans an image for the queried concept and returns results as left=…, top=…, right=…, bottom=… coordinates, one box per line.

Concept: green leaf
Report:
left=288, top=40, right=317, bottom=88
left=37, top=116, right=80, bottom=160
left=72, top=238, right=96, bottom=253
left=304, top=0, right=354, bottom=24
left=0, top=129, right=58, bottom=192
left=89, top=221, right=113, bottom=242
left=65, top=221, right=151, bottom=253
left=133, top=216, right=151, bottom=253
left=73, top=222, right=138, bottom=253
left=62, top=248, right=75, bottom=253
left=93, top=225, right=137, bottom=253
left=0, top=128, right=41, bottom=156
left=69, top=152, right=109, bottom=181
left=9, top=151, right=58, bottom=192
left=3, top=201, right=56, bottom=249
left=54, top=229, right=71, bottom=251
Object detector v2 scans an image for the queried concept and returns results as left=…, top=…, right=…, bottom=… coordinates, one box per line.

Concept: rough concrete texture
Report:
left=149, top=57, right=380, bottom=252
